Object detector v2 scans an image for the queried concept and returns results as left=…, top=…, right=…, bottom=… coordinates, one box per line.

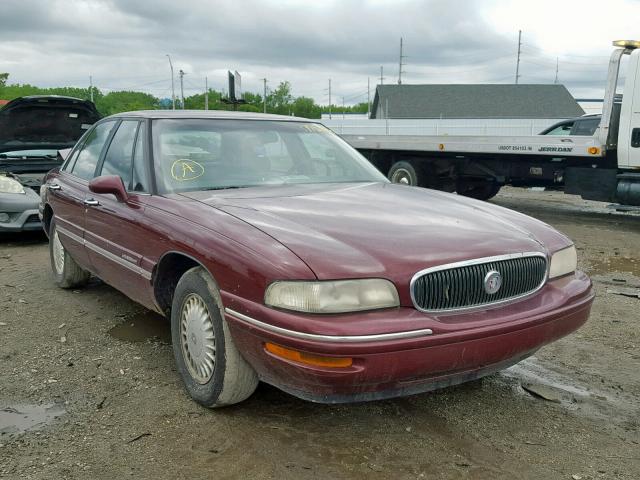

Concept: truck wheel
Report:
left=457, top=179, right=501, bottom=201
left=388, top=161, right=421, bottom=186
left=171, top=266, right=259, bottom=408
left=49, top=219, right=91, bottom=289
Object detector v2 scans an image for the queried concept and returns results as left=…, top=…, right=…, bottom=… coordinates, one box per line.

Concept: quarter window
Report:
left=100, top=120, right=139, bottom=188
left=71, top=121, right=115, bottom=180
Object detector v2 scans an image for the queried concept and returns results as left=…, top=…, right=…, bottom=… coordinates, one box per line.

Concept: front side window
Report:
left=71, top=121, right=115, bottom=180
left=99, top=120, right=139, bottom=188
left=131, top=122, right=149, bottom=192
left=544, top=123, right=573, bottom=135
left=151, top=119, right=387, bottom=194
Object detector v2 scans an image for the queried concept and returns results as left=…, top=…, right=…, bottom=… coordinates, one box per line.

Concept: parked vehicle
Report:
left=338, top=41, right=640, bottom=204
left=40, top=110, right=594, bottom=406
left=0, top=96, right=100, bottom=232
left=538, top=114, right=602, bottom=136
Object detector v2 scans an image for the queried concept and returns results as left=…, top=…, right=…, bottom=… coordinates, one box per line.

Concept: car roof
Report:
left=107, top=109, right=316, bottom=123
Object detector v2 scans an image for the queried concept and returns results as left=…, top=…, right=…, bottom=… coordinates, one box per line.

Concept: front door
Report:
left=83, top=120, right=155, bottom=308
left=49, top=120, right=116, bottom=269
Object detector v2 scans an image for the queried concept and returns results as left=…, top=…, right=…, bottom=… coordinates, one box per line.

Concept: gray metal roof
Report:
left=109, top=109, right=313, bottom=122
left=370, top=84, right=585, bottom=119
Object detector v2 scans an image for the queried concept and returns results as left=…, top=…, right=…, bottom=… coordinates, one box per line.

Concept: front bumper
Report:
left=223, top=271, right=594, bottom=403
left=0, top=189, right=42, bottom=232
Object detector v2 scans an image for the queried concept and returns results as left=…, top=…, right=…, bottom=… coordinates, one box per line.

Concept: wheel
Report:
left=456, top=179, right=502, bottom=201
left=388, top=161, right=421, bottom=186
left=49, top=218, right=91, bottom=289
left=171, top=266, right=258, bottom=407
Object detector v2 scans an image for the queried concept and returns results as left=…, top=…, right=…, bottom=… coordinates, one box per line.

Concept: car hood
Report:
left=0, top=96, right=101, bottom=153
left=182, top=183, right=570, bottom=282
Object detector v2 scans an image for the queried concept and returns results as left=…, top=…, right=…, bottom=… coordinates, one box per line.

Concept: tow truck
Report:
left=338, top=40, right=640, bottom=204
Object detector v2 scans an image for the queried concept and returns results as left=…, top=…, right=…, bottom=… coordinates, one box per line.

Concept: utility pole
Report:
left=367, top=77, right=370, bottom=118
left=398, top=37, right=406, bottom=84
left=179, top=69, right=185, bottom=109
left=554, top=57, right=559, bottom=84
left=380, top=66, right=384, bottom=85
left=89, top=75, right=93, bottom=103
left=204, top=76, right=208, bottom=110
left=342, top=96, right=345, bottom=119
left=166, top=54, right=175, bottom=110
left=515, top=30, right=522, bottom=84
left=262, top=78, right=267, bottom=113
left=328, top=78, right=332, bottom=119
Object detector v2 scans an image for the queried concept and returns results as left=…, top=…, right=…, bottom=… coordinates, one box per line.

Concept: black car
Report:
left=539, top=115, right=602, bottom=136
left=0, top=96, right=101, bottom=232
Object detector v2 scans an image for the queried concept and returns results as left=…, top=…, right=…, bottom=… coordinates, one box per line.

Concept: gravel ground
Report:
left=0, top=187, right=638, bottom=480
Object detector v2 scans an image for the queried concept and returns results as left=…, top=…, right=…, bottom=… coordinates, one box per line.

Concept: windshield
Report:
left=152, top=119, right=387, bottom=193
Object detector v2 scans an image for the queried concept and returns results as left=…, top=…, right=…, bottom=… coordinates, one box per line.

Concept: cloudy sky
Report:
left=1, top=0, right=639, bottom=104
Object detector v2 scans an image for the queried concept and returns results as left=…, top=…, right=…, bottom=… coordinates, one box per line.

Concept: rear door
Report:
left=83, top=119, right=155, bottom=306
left=47, top=120, right=116, bottom=268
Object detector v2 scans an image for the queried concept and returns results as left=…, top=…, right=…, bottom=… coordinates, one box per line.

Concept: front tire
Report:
left=171, top=267, right=258, bottom=407
left=49, top=219, right=90, bottom=289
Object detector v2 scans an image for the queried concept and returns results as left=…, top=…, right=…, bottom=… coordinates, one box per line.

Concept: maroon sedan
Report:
left=40, top=111, right=594, bottom=407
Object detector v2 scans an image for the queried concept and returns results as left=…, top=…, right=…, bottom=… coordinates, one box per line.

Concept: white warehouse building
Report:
left=322, top=84, right=586, bottom=137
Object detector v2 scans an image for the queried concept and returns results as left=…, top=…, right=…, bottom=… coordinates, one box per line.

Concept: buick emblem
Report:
left=484, top=270, right=502, bottom=295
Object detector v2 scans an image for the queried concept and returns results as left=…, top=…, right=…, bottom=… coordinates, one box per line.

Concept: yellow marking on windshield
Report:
left=171, top=159, right=204, bottom=181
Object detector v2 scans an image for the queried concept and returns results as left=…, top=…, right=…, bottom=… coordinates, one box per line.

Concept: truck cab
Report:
left=565, top=40, right=640, bottom=205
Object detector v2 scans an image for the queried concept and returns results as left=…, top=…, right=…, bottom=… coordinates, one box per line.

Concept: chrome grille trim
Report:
left=410, top=252, right=548, bottom=313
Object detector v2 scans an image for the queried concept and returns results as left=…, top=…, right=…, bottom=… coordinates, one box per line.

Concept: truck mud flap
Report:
left=565, top=167, right=617, bottom=202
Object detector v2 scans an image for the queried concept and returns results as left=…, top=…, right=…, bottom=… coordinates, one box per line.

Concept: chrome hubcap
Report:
left=391, top=168, right=412, bottom=185
left=180, top=293, right=216, bottom=384
left=52, top=229, right=65, bottom=275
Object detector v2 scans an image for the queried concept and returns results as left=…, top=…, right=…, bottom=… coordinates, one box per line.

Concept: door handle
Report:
left=631, top=128, right=640, bottom=148
left=83, top=198, right=100, bottom=207
left=48, top=183, right=61, bottom=191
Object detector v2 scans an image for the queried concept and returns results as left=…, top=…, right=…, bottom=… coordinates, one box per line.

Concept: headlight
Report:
left=265, top=279, right=400, bottom=314
left=549, top=245, right=577, bottom=279
left=0, top=175, right=25, bottom=194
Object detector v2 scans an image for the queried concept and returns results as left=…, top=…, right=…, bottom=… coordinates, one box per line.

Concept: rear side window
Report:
left=71, top=121, right=115, bottom=180
left=99, top=120, right=139, bottom=188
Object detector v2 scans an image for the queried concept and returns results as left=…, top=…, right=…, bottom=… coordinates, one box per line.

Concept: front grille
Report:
left=411, top=254, right=547, bottom=312
left=25, top=214, right=40, bottom=224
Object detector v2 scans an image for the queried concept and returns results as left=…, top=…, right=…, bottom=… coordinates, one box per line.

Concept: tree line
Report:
left=0, top=73, right=369, bottom=119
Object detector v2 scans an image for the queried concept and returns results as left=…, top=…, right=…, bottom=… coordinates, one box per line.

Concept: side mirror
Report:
left=89, top=175, right=128, bottom=202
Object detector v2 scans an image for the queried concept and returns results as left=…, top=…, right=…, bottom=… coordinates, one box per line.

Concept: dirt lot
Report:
left=0, top=187, right=639, bottom=480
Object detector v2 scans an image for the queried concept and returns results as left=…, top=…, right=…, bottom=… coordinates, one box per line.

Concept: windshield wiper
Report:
left=0, top=153, right=58, bottom=159
left=201, top=185, right=254, bottom=191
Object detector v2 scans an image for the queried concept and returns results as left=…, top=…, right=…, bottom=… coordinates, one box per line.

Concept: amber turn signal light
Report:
left=588, top=146, right=600, bottom=155
left=265, top=343, right=353, bottom=368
